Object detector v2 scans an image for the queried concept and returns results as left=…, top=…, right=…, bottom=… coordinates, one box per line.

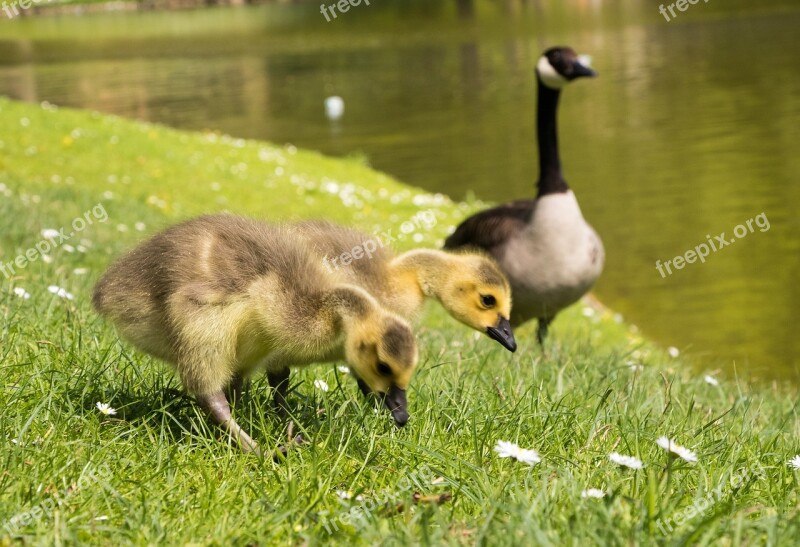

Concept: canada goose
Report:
left=93, top=214, right=419, bottom=455
left=444, top=46, right=604, bottom=345
left=293, top=220, right=517, bottom=352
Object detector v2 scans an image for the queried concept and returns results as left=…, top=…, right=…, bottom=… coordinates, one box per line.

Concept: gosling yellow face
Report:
left=344, top=316, right=418, bottom=427
left=442, top=255, right=517, bottom=352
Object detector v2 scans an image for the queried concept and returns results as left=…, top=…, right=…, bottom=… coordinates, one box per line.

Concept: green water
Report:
left=0, top=0, right=798, bottom=380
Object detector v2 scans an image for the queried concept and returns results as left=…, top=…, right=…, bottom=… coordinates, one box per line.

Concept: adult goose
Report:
left=444, top=46, right=604, bottom=345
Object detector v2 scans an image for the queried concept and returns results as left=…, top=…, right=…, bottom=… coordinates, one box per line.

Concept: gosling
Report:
left=293, top=220, right=517, bottom=352
left=93, top=214, right=419, bottom=455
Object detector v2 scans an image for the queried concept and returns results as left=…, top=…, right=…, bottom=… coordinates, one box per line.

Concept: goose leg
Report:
left=537, top=317, right=552, bottom=346
left=268, top=368, right=291, bottom=415
left=196, top=391, right=261, bottom=456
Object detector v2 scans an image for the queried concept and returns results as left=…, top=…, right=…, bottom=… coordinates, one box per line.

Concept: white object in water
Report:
left=325, top=96, right=344, bottom=120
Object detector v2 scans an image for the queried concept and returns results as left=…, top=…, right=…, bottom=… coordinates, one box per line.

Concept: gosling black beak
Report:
left=382, top=385, right=408, bottom=427
left=486, top=316, right=517, bottom=353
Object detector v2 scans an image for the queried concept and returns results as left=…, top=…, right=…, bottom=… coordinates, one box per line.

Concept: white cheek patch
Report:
left=577, top=54, right=593, bottom=68
left=536, top=56, right=568, bottom=89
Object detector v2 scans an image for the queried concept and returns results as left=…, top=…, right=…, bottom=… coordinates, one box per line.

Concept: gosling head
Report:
left=439, top=253, right=517, bottom=353
left=536, top=46, right=597, bottom=90
left=344, top=314, right=418, bottom=427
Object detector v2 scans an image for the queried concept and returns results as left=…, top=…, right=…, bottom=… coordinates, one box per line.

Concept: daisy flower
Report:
left=581, top=488, right=606, bottom=499
left=48, top=285, right=74, bottom=301
left=656, top=437, right=697, bottom=463
left=788, top=455, right=800, bottom=470
left=609, top=452, right=643, bottom=470
left=13, top=287, right=31, bottom=300
left=494, top=440, right=541, bottom=466
left=96, top=402, right=117, bottom=416
left=337, top=366, right=350, bottom=374
left=704, top=375, right=719, bottom=386
left=314, top=379, right=329, bottom=392
left=41, top=228, right=60, bottom=239
left=336, top=490, right=363, bottom=501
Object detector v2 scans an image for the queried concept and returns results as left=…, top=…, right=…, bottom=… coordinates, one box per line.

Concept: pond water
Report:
left=0, top=0, right=798, bottom=380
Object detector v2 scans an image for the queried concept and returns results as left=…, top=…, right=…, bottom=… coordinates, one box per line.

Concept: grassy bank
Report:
left=0, top=97, right=798, bottom=545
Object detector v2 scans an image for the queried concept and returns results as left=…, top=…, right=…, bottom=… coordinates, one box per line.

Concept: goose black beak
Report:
left=571, top=61, right=597, bottom=79
left=382, top=385, right=408, bottom=427
left=486, top=316, right=517, bottom=352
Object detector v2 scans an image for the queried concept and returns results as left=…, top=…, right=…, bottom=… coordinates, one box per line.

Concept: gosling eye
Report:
left=377, top=362, right=393, bottom=377
left=481, top=295, right=497, bottom=308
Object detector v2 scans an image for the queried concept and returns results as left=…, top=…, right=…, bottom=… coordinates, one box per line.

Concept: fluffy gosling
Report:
left=294, top=220, right=517, bottom=352
left=93, top=215, right=419, bottom=455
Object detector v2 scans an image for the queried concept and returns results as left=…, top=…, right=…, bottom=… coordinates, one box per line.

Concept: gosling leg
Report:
left=225, top=374, right=245, bottom=406
left=268, top=368, right=291, bottom=415
left=266, top=369, right=307, bottom=457
left=196, top=391, right=261, bottom=456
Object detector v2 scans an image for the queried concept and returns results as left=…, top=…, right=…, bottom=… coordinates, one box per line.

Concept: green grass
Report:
left=0, top=96, right=798, bottom=545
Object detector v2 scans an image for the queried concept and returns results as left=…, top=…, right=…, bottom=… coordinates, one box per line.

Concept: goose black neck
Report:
left=536, top=80, right=569, bottom=196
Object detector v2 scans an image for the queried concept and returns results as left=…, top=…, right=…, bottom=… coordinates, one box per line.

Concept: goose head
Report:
left=536, top=46, right=597, bottom=90
left=344, top=313, right=418, bottom=427
left=438, top=254, right=517, bottom=352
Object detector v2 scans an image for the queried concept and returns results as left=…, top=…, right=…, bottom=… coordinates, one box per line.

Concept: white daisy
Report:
left=335, top=490, right=363, bottom=501
left=494, top=440, right=541, bottom=466
left=48, top=285, right=74, bottom=301
left=337, top=366, right=350, bottom=374
left=73, top=268, right=89, bottom=276
left=582, top=307, right=596, bottom=318
left=581, top=488, right=606, bottom=499
left=704, top=375, right=719, bottom=386
left=134, top=222, right=147, bottom=232
left=788, top=455, right=800, bottom=470
left=609, top=452, right=643, bottom=470
left=656, top=437, right=697, bottom=463
left=41, top=228, right=60, bottom=239
left=96, top=402, right=117, bottom=416
left=667, top=346, right=680, bottom=358
left=13, top=287, right=31, bottom=300
left=314, top=379, right=329, bottom=392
